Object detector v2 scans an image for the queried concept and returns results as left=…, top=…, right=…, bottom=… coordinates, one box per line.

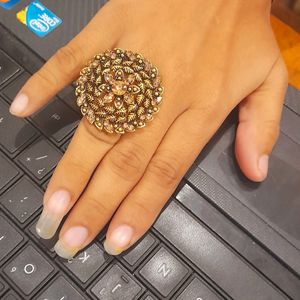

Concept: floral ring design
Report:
left=75, top=48, right=164, bottom=134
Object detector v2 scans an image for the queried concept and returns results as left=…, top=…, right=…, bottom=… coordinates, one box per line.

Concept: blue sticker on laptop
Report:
left=0, top=0, right=20, bottom=10
left=16, top=1, right=62, bottom=37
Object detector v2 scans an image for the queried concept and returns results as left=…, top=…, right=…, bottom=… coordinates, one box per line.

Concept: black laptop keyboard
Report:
left=0, top=43, right=298, bottom=299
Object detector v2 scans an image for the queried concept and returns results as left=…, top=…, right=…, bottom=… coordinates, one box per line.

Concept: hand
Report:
left=10, top=0, right=287, bottom=258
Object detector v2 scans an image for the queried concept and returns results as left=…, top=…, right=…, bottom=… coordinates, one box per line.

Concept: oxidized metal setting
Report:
left=75, top=48, right=163, bottom=134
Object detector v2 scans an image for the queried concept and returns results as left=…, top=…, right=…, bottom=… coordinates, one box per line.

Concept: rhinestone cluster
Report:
left=75, top=48, right=164, bottom=134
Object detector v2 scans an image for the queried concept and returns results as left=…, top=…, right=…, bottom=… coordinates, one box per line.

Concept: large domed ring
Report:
left=75, top=48, right=164, bottom=134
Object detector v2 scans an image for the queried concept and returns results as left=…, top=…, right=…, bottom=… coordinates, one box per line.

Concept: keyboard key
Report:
left=61, top=243, right=110, bottom=284
left=2, top=72, right=31, bottom=102
left=176, top=277, right=221, bottom=300
left=122, top=233, right=156, bottom=267
left=0, top=177, right=43, bottom=224
left=139, top=247, right=189, bottom=298
left=0, top=215, right=24, bottom=262
left=0, top=50, right=21, bottom=85
left=36, top=276, right=85, bottom=300
left=0, top=99, right=38, bottom=154
left=31, top=99, right=79, bottom=144
left=0, top=152, right=20, bottom=190
left=17, top=139, right=62, bottom=180
left=4, top=245, right=55, bottom=295
left=154, top=201, right=286, bottom=300
left=91, top=264, right=143, bottom=300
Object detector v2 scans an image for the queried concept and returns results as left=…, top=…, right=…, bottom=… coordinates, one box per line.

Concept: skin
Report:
left=10, top=0, right=288, bottom=258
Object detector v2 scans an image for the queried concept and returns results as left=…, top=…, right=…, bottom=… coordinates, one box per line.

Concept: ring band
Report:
left=75, top=48, right=164, bottom=134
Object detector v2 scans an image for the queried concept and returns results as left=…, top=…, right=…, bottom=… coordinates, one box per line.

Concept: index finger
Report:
left=9, top=1, right=123, bottom=117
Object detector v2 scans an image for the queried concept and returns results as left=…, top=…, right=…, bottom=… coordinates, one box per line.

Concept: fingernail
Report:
left=36, top=190, right=71, bottom=239
left=104, top=225, right=133, bottom=255
left=258, top=155, right=269, bottom=179
left=9, top=93, right=28, bottom=115
left=54, top=226, right=88, bottom=259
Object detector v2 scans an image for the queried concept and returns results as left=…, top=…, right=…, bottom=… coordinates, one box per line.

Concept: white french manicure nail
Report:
left=54, top=226, right=89, bottom=259
left=104, top=225, right=133, bottom=255
left=9, top=93, right=28, bottom=115
left=36, top=190, right=71, bottom=239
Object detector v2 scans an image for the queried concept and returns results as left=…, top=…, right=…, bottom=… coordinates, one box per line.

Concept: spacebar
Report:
left=154, top=201, right=285, bottom=300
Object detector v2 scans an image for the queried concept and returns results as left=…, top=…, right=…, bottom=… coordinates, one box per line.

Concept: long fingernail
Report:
left=54, top=226, right=88, bottom=259
left=36, top=190, right=71, bottom=239
left=9, top=93, right=28, bottom=116
left=258, top=155, right=269, bottom=179
left=104, top=225, right=133, bottom=255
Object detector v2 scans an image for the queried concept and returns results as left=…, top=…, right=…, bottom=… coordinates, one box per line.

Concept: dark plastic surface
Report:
left=177, top=184, right=300, bottom=300
left=154, top=201, right=287, bottom=300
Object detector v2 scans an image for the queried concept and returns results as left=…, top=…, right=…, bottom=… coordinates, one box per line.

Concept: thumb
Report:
left=235, top=56, right=288, bottom=182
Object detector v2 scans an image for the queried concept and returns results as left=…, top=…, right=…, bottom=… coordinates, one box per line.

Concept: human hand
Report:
left=10, top=0, right=287, bottom=258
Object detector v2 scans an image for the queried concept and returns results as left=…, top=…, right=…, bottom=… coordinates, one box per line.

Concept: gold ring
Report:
left=75, top=48, right=164, bottom=134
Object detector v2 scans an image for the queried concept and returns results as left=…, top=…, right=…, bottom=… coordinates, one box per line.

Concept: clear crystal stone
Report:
left=112, top=81, right=127, bottom=96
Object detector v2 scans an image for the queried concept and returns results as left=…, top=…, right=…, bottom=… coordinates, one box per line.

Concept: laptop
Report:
left=0, top=1, right=299, bottom=299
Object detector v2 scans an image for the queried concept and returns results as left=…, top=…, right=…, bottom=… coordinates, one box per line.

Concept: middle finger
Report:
left=54, top=104, right=176, bottom=259
left=36, top=118, right=120, bottom=239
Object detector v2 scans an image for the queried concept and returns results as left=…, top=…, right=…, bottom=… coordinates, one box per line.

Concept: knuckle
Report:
left=132, top=199, right=157, bottom=217
left=109, top=144, right=145, bottom=181
left=53, top=44, right=80, bottom=77
left=85, top=195, right=110, bottom=217
left=148, top=152, right=181, bottom=188
left=34, top=43, right=81, bottom=89
left=34, top=67, right=59, bottom=90
left=127, top=200, right=158, bottom=226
